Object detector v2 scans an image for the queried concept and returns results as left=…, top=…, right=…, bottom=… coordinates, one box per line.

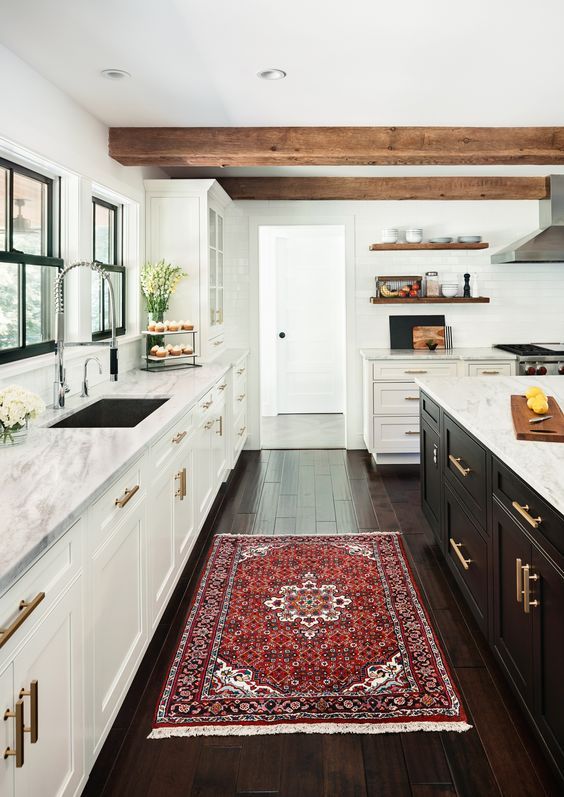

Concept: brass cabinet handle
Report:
left=449, top=454, right=471, bottom=477
left=404, top=396, right=419, bottom=401
left=19, top=681, right=38, bottom=744
left=237, top=393, right=246, bottom=402
left=512, top=501, right=542, bottom=529
left=114, top=484, right=140, bottom=508
left=202, top=399, right=213, bottom=410
left=171, top=431, right=187, bottom=444
left=175, top=468, right=187, bottom=500
left=0, top=593, right=45, bottom=650
left=238, top=426, right=246, bottom=437
left=213, top=340, right=223, bottom=347
left=516, top=558, right=523, bottom=603
left=217, top=383, right=227, bottom=392
left=4, top=700, right=24, bottom=767
left=404, top=430, right=420, bottom=435
left=204, top=420, right=214, bottom=430
left=404, top=369, right=428, bottom=374
left=237, top=367, right=246, bottom=375
left=522, top=564, right=540, bottom=613
left=481, top=370, right=500, bottom=375
left=449, top=538, right=472, bottom=570
left=215, top=416, right=223, bottom=436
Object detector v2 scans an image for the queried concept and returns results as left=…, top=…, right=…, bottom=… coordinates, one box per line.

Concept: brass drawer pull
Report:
left=522, top=564, right=540, bottom=613
left=404, top=430, right=420, bottom=435
left=516, top=558, right=523, bottom=603
left=175, top=468, right=187, bottom=500
left=202, top=399, right=213, bottom=410
left=4, top=700, right=24, bottom=767
left=511, top=501, right=542, bottom=529
left=216, top=416, right=223, bottom=436
left=449, top=454, right=471, bottom=477
left=238, top=426, right=247, bottom=437
left=217, top=383, right=227, bottom=392
left=213, top=340, right=223, bottom=347
left=114, top=484, right=139, bottom=508
left=404, top=396, right=419, bottom=401
left=237, top=393, right=246, bottom=402
left=481, top=370, right=500, bottom=375
left=449, top=538, right=472, bottom=570
left=0, top=593, right=45, bottom=650
left=204, top=420, right=214, bottom=430
left=237, top=367, right=246, bottom=375
left=171, top=431, right=187, bottom=444
left=19, top=681, right=38, bottom=744
left=405, top=369, right=428, bottom=374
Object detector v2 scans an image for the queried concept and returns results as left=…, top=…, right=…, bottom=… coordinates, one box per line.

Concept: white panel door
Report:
left=276, top=227, right=345, bottom=414
left=147, top=467, right=176, bottom=630
left=0, top=662, right=14, bottom=797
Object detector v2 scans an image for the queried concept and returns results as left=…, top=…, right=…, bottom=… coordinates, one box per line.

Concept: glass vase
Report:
left=1, top=420, right=28, bottom=447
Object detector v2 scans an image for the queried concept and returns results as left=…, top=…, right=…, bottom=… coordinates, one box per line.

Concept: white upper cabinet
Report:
left=144, top=179, right=231, bottom=360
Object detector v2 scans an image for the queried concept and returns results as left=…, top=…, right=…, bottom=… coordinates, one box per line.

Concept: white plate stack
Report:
left=381, top=228, right=399, bottom=243
left=406, top=228, right=423, bottom=243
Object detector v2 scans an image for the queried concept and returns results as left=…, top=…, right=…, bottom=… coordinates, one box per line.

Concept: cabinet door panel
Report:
left=15, top=579, right=84, bottom=797
left=147, top=469, right=175, bottom=630
left=211, top=403, right=228, bottom=487
left=444, top=413, right=487, bottom=529
left=420, top=419, right=441, bottom=540
left=492, top=499, right=534, bottom=706
left=193, top=423, right=213, bottom=527
left=0, top=663, right=14, bottom=797
left=532, top=545, right=564, bottom=774
left=174, top=447, right=196, bottom=564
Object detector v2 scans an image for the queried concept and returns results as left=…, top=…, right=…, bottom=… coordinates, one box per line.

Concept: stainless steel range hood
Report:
left=492, top=175, right=564, bottom=263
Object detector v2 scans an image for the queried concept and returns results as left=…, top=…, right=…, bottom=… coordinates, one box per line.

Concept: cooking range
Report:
left=495, top=343, right=564, bottom=375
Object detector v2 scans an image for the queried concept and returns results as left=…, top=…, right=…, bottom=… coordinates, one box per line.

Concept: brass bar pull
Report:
left=404, top=396, right=419, bottom=401
left=19, top=681, right=38, bottom=743
left=404, top=430, right=420, bottom=435
left=0, top=593, right=45, bottom=650
left=171, top=431, right=187, bottom=444
left=516, top=558, right=523, bottom=603
left=404, top=369, right=428, bottom=374
left=449, top=538, right=472, bottom=570
left=481, top=370, right=500, bottom=375
left=175, top=468, right=187, bottom=500
left=237, top=393, right=246, bottom=402
left=215, top=416, right=223, bottom=436
left=449, top=454, right=471, bottom=477
left=512, top=501, right=542, bottom=529
left=4, top=700, right=24, bottom=767
left=522, top=564, right=540, bottom=613
left=114, top=484, right=140, bottom=508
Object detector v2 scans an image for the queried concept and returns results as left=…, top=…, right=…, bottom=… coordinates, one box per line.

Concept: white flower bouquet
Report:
left=0, top=385, right=45, bottom=445
left=140, top=260, right=187, bottom=318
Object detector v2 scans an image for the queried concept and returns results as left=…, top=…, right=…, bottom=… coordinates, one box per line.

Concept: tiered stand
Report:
left=141, top=329, right=201, bottom=371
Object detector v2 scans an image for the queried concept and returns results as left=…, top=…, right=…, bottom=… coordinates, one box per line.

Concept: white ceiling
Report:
left=2, top=0, right=564, bottom=129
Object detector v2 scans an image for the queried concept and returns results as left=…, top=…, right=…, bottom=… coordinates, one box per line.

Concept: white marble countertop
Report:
left=360, top=347, right=518, bottom=361
left=416, top=375, right=564, bottom=517
left=0, top=350, right=248, bottom=597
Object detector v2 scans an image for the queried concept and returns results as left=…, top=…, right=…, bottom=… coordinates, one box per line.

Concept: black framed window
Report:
left=92, top=197, right=125, bottom=339
left=0, top=158, right=62, bottom=364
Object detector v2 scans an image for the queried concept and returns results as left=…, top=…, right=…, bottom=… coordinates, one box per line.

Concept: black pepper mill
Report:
left=463, top=273, right=471, bottom=298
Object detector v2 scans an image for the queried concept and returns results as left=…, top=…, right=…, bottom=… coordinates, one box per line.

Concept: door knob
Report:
left=279, top=332, right=286, bottom=339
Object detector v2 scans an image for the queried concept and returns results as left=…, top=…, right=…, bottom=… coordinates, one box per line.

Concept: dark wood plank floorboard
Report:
left=85, top=450, right=558, bottom=797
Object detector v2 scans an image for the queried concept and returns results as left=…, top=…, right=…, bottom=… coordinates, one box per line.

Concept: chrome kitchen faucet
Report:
left=53, top=261, right=119, bottom=408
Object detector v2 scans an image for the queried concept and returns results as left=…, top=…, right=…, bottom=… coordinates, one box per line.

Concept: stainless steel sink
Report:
left=49, top=397, right=169, bottom=429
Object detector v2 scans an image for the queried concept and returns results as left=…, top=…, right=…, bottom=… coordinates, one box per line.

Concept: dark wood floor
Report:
left=84, top=450, right=561, bottom=797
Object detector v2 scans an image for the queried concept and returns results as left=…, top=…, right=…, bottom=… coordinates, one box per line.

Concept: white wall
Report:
left=225, top=198, right=547, bottom=449
left=0, top=44, right=166, bottom=403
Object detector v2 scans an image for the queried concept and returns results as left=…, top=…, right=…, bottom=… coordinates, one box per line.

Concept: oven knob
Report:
left=525, top=365, right=536, bottom=375
left=536, top=365, right=547, bottom=375
left=559, top=364, right=564, bottom=375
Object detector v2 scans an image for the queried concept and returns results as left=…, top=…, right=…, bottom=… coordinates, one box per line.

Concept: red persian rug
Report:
left=149, top=533, right=470, bottom=737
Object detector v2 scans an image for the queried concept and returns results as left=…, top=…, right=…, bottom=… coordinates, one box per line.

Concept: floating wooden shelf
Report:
left=370, top=297, right=490, bottom=304
left=369, top=242, right=489, bottom=251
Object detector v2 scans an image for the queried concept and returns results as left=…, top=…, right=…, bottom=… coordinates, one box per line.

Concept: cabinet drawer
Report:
left=372, top=416, right=420, bottom=453
left=420, top=391, right=440, bottom=430
left=0, top=519, right=81, bottom=656
left=371, top=360, right=458, bottom=381
left=195, top=389, right=215, bottom=423
left=234, top=412, right=247, bottom=454
left=444, top=484, right=488, bottom=630
left=493, top=457, right=564, bottom=558
left=466, top=362, right=514, bottom=377
left=372, top=382, right=419, bottom=414
left=214, top=377, right=229, bottom=404
left=233, top=380, right=247, bottom=411
left=209, top=335, right=225, bottom=353
left=89, top=456, right=145, bottom=551
left=151, top=408, right=193, bottom=470
left=444, top=413, right=487, bottom=528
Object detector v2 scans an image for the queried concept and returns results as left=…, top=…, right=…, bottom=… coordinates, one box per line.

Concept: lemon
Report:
left=530, top=395, right=549, bottom=415
left=525, top=386, right=547, bottom=400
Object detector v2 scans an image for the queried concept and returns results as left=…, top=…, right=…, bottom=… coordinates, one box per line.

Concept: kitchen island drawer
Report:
left=466, top=361, right=514, bottom=377
left=493, top=457, right=564, bottom=558
left=420, top=391, right=440, bottom=430
left=443, top=413, right=487, bottom=529
left=372, top=360, right=458, bottom=381
left=444, top=484, right=488, bottom=631
left=372, top=416, right=420, bottom=453
left=372, top=382, right=419, bottom=414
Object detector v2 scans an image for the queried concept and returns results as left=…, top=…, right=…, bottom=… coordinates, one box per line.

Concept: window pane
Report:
left=209, top=287, right=216, bottom=326
left=91, top=270, right=102, bottom=334
left=103, top=271, right=123, bottom=330
left=217, top=215, right=223, bottom=251
left=209, top=208, right=216, bottom=247
left=217, top=251, right=223, bottom=287
left=12, top=172, right=48, bottom=255
left=0, top=167, right=7, bottom=251
left=25, top=263, right=56, bottom=345
left=94, top=202, right=115, bottom=264
left=209, top=247, right=216, bottom=286
left=0, top=262, right=20, bottom=349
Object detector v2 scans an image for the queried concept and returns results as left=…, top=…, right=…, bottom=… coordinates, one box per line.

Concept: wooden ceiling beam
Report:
left=109, top=127, right=564, bottom=166
left=218, top=176, right=549, bottom=201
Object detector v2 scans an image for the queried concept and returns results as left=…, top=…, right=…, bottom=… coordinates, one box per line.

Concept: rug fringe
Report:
left=148, top=720, right=471, bottom=739
left=216, top=531, right=402, bottom=538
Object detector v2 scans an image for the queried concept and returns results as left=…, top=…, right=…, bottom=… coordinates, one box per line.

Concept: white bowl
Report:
left=441, top=284, right=458, bottom=298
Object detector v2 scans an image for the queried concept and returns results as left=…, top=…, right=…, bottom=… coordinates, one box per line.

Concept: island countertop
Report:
left=0, top=350, right=248, bottom=598
left=415, top=375, right=564, bottom=517
left=360, top=347, right=517, bottom=361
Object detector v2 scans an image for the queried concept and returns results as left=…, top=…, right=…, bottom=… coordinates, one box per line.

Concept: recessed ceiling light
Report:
left=257, top=68, right=287, bottom=81
left=101, top=68, right=131, bottom=81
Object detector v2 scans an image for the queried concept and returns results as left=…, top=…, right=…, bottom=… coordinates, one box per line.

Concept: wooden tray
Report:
left=412, top=325, right=446, bottom=350
left=511, top=395, right=564, bottom=442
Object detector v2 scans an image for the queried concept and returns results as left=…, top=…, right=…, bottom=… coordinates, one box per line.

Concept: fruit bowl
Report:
left=376, top=275, right=422, bottom=299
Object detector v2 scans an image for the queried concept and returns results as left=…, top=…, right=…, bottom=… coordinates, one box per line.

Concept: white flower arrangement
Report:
left=140, top=260, right=187, bottom=317
left=0, top=385, right=45, bottom=444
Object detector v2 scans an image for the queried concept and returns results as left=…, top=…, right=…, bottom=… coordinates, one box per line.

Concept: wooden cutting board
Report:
left=412, top=325, right=446, bottom=350
left=511, top=394, right=564, bottom=442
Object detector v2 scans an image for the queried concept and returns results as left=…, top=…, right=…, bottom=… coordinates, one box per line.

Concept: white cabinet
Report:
left=193, top=413, right=215, bottom=526
left=211, top=396, right=228, bottom=487
left=0, top=662, right=14, bottom=797
left=144, top=179, right=231, bottom=361
left=173, top=444, right=195, bottom=565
